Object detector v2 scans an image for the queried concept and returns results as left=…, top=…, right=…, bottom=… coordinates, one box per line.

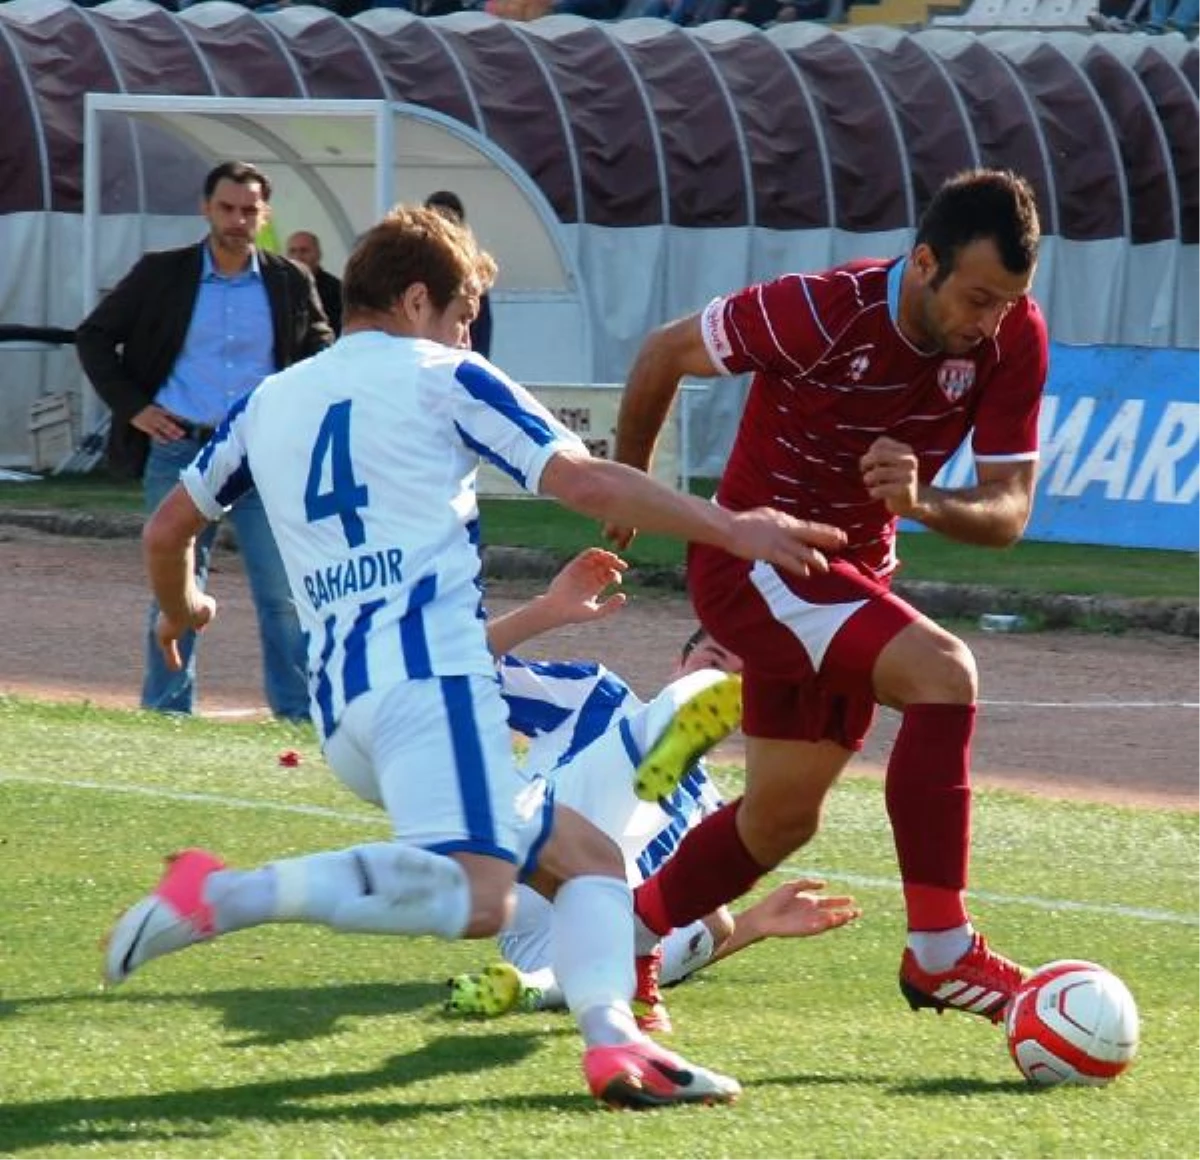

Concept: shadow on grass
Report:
left=752, top=1072, right=1032, bottom=1098
left=0, top=1029, right=571, bottom=1153
left=890, top=1075, right=1040, bottom=1097
left=2, top=980, right=453, bottom=1046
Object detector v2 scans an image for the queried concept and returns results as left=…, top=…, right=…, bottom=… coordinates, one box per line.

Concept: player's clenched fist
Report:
left=724, top=508, right=846, bottom=577
left=154, top=593, right=216, bottom=672
left=861, top=436, right=922, bottom=517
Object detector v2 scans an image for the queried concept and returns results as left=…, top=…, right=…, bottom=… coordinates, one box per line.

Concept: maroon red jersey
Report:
left=701, top=258, right=1048, bottom=580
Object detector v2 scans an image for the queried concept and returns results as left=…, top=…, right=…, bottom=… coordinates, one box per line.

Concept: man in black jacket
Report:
left=76, top=160, right=333, bottom=721
left=423, top=191, right=493, bottom=359
left=285, top=229, right=343, bottom=335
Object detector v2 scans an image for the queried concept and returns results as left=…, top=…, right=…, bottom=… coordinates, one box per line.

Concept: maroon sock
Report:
left=634, top=799, right=768, bottom=935
left=885, top=703, right=976, bottom=931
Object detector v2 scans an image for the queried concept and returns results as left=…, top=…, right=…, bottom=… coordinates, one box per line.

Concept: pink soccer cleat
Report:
left=583, top=1039, right=741, bottom=1109
left=103, top=848, right=225, bottom=985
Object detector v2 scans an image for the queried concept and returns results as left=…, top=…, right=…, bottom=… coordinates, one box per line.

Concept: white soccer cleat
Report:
left=103, top=848, right=225, bottom=985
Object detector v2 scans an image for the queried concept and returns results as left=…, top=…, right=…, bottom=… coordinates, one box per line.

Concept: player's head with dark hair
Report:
left=916, top=169, right=1040, bottom=290
left=904, top=169, right=1040, bottom=357
left=677, top=627, right=743, bottom=677
left=203, top=160, right=272, bottom=203
left=343, top=204, right=496, bottom=346
left=424, top=190, right=467, bottom=223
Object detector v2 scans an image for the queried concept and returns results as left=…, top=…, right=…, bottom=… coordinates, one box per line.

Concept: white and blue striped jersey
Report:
left=180, top=331, right=586, bottom=740
left=498, top=655, right=724, bottom=884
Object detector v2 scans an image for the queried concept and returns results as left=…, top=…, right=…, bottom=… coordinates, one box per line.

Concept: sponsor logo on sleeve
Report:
left=702, top=299, right=734, bottom=364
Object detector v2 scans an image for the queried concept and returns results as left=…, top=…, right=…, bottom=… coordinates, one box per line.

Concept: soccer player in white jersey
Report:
left=103, top=204, right=847, bottom=1109
left=442, top=550, right=861, bottom=1029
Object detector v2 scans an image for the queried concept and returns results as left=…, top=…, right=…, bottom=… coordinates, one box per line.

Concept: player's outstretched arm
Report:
left=541, top=451, right=846, bottom=580
left=143, top=483, right=218, bottom=671
left=605, top=312, right=717, bottom=550
left=485, top=547, right=629, bottom=656
left=708, top=878, right=862, bottom=967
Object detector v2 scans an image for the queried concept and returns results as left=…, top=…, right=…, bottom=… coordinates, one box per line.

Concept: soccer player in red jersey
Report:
left=609, top=169, right=1048, bottom=1026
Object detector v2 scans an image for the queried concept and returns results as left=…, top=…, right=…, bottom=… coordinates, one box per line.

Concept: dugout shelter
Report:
left=0, top=0, right=1195, bottom=471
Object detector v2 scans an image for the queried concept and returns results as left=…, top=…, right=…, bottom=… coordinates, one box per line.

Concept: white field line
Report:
left=777, top=867, right=1198, bottom=927
left=2, top=770, right=1195, bottom=929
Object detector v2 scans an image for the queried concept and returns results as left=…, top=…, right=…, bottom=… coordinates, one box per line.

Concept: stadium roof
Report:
left=0, top=0, right=1195, bottom=244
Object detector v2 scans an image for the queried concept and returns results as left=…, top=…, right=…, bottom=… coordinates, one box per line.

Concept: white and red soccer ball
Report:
left=1005, top=959, right=1139, bottom=1088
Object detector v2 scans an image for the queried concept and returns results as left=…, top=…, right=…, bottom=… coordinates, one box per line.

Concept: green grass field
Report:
left=1, top=699, right=1196, bottom=1159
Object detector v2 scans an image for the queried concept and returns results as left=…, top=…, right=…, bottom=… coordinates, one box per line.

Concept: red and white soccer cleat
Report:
left=899, top=932, right=1029, bottom=1023
left=632, top=945, right=672, bottom=1034
left=103, top=848, right=225, bottom=985
left=583, top=1039, right=741, bottom=1109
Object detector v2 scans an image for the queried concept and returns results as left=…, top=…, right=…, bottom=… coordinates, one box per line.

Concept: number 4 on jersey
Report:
left=305, top=400, right=370, bottom=548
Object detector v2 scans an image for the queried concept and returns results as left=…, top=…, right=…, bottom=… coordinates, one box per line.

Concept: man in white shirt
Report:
left=103, top=204, right=846, bottom=1109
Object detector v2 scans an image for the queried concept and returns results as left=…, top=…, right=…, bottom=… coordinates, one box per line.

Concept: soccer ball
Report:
left=1005, top=960, right=1139, bottom=1087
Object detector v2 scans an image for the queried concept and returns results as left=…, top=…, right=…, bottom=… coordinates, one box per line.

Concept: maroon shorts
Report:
left=688, top=543, right=918, bottom=751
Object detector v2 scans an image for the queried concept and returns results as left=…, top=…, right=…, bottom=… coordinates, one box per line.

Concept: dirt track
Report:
left=0, top=525, right=1195, bottom=810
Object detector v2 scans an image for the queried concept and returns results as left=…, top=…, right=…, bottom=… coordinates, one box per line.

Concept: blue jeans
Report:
left=1149, top=0, right=1198, bottom=26
left=142, top=437, right=309, bottom=720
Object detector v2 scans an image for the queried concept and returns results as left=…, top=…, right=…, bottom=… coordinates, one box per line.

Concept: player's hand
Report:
left=747, top=878, right=862, bottom=939
left=541, top=547, right=628, bottom=626
left=725, top=508, right=845, bottom=577
left=602, top=521, right=637, bottom=551
left=154, top=593, right=217, bottom=671
left=861, top=436, right=922, bottom=517
left=131, top=404, right=188, bottom=444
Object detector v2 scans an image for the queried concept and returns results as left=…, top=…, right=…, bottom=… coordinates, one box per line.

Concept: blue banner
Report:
left=921, top=344, right=1199, bottom=551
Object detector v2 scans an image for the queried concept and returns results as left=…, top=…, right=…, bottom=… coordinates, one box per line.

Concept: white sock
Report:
left=660, top=919, right=715, bottom=986
left=552, top=875, right=641, bottom=1047
left=632, top=912, right=661, bottom=957
left=206, top=868, right=276, bottom=933
left=208, top=843, right=471, bottom=939
left=516, top=966, right=563, bottom=1010
left=907, top=924, right=973, bottom=973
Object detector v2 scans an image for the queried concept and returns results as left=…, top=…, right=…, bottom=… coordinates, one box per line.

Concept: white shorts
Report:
left=548, top=666, right=727, bottom=883
left=322, top=674, right=551, bottom=867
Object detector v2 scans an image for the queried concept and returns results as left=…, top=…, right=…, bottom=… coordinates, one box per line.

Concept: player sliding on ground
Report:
left=441, top=548, right=860, bottom=1026
left=102, top=205, right=846, bottom=1110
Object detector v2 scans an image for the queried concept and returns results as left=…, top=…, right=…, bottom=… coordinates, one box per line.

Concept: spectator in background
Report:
left=639, top=0, right=831, bottom=23
left=75, top=160, right=331, bottom=721
left=424, top=191, right=493, bottom=359
left=1089, top=0, right=1196, bottom=30
left=482, top=0, right=625, bottom=18
left=286, top=230, right=344, bottom=335
left=1145, top=0, right=1199, bottom=31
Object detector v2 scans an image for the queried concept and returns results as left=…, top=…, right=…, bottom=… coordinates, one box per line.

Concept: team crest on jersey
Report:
left=937, top=359, right=976, bottom=402
left=849, top=352, right=871, bottom=382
